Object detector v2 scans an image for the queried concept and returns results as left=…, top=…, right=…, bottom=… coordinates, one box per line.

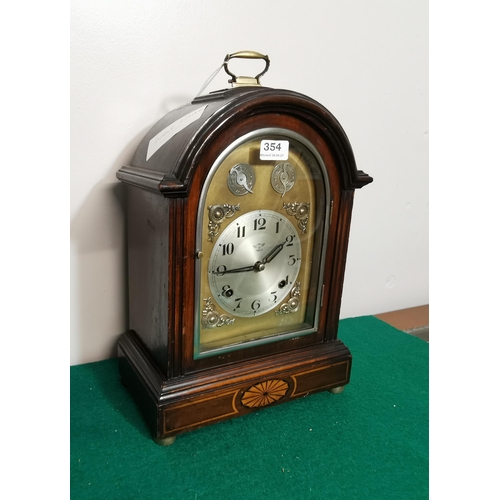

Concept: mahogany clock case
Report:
left=116, top=86, right=372, bottom=442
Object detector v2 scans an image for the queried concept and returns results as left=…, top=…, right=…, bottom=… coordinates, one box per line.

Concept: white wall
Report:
left=70, top=0, right=428, bottom=365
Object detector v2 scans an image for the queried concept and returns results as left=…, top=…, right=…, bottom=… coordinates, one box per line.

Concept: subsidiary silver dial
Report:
left=208, top=209, right=301, bottom=317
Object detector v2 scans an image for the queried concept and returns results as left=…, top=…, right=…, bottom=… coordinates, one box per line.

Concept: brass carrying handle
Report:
left=223, top=51, right=270, bottom=86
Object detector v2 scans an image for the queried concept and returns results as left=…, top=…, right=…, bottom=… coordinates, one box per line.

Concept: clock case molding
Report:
left=116, top=86, right=372, bottom=443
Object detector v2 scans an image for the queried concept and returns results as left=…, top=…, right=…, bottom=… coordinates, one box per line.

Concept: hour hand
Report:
left=261, top=239, right=288, bottom=265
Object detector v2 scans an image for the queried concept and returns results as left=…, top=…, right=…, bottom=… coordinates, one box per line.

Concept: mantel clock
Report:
left=116, top=51, right=372, bottom=445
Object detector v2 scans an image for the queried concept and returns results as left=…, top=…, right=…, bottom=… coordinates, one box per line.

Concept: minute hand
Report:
left=213, top=265, right=255, bottom=276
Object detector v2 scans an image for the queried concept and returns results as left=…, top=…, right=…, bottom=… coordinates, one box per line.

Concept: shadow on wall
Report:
left=70, top=93, right=201, bottom=365
left=71, top=177, right=128, bottom=364
left=70, top=128, right=147, bottom=365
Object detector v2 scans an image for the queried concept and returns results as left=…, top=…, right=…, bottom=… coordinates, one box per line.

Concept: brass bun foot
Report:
left=328, top=386, right=345, bottom=394
left=154, top=436, right=176, bottom=446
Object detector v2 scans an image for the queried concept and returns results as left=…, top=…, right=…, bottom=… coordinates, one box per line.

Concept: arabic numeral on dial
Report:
left=251, top=299, right=261, bottom=311
left=222, top=242, right=234, bottom=255
left=269, top=291, right=277, bottom=303
left=288, top=255, right=298, bottom=266
left=253, top=217, right=266, bottom=231
left=215, top=265, right=227, bottom=275
left=285, top=234, right=294, bottom=246
left=237, top=225, right=246, bottom=238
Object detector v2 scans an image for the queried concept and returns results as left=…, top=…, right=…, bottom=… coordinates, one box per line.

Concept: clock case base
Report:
left=118, top=329, right=351, bottom=443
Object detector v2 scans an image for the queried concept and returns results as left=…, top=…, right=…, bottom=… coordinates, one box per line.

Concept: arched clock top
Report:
left=116, top=87, right=372, bottom=196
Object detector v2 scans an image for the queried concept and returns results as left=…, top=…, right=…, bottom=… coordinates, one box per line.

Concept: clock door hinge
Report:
left=320, top=284, right=325, bottom=307
left=329, top=200, right=334, bottom=225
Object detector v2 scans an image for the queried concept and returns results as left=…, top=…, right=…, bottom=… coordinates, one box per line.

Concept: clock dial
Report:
left=195, top=129, right=329, bottom=358
left=208, top=210, right=301, bottom=317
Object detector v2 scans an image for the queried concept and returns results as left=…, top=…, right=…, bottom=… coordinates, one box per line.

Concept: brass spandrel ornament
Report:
left=207, top=204, right=240, bottom=242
